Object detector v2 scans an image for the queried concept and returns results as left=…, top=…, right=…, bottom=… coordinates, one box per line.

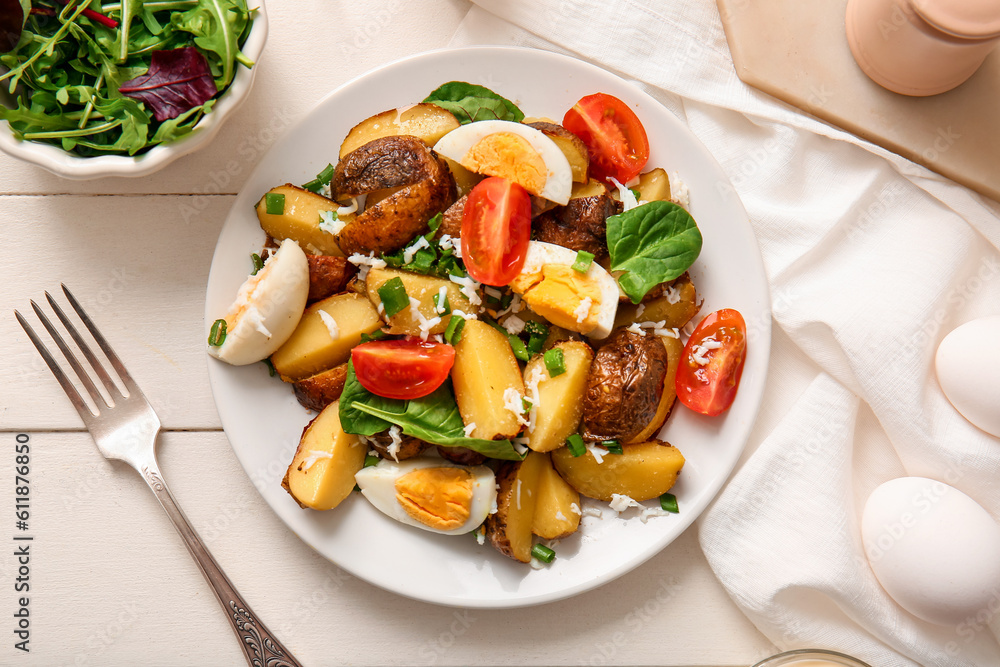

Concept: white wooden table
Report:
left=0, top=1, right=780, bottom=664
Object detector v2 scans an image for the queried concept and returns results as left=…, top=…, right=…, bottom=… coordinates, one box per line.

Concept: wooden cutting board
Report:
left=717, top=0, right=1000, bottom=203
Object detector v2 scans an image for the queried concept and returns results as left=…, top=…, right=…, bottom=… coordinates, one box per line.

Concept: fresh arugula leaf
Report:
left=423, top=81, right=524, bottom=125
left=339, top=362, right=523, bottom=461
left=606, top=201, right=702, bottom=303
left=171, top=0, right=252, bottom=88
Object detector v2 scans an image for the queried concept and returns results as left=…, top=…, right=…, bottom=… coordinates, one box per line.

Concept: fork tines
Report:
left=15, top=285, right=132, bottom=421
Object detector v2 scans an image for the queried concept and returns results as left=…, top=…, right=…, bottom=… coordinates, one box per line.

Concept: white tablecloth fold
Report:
left=450, top=3, right=1000, bottom=666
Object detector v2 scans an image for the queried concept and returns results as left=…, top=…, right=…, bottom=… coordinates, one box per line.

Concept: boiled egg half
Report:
left=208, top=238, right=309, bottom=366
left=509, top=241, right=619, bottom=339
left=355, top=457, right=497, bottom=535
left=433, top=120, right=572, bottom=205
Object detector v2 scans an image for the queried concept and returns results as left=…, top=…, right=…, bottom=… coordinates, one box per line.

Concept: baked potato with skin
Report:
left=534, top=192, right=622, bottom=262
left=526, top=121, right=590, bottom=183
left=486, top=453, right=545, bottom=563
left=551, top=439, right=685, bottom=502
left=436, top=194, right=466, bottom=240
left=581, top=326, right=669, bottom=443
left=614, top=272, right=700, bottom=326
left=306, top=255, right=357, bottom=304
left=338, top=103, right=460, bottom=159
left=292, top=363, right=348, bottom=412
left=626, top=335, right=683, bottom=444
left=436, top=445, right=486, bottom=466
left=333, top=135, right=457, bottom=256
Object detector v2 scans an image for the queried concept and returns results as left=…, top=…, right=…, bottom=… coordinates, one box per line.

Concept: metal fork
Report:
left=15, top=285, right=302, bottom=667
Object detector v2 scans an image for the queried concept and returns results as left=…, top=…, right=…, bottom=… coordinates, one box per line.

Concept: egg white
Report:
left=355, top=457, right=497, bottom=535
left=208, top=238, right=309, bottom=365
left=433, top=120, right=573, bottom=205
left=514, top=241, right=620, bottom=339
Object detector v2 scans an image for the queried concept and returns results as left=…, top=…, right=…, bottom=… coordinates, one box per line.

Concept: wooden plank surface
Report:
left=0, top=0, right=778, bottom=663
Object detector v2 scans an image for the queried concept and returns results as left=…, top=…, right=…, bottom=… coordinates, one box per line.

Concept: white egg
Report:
left=208, top=238, right=309, bottom=366
left=935, top=316, right=1000, bottom=437
left=862, top=477, right=1000, bottom=625
left=354, top=457, right=497, bottom=535
left=433, top=120, right=572, bottom=205
left=509, top=240, right=619, bottom=339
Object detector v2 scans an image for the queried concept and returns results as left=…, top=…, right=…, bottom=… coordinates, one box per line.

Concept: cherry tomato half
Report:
left=675, top=309, right=748, bottom=417
left=351, top=338, right=455, bottom=400
left=461, top=176, right=531, bottom=286
left=563, top=92, right=650, bottom=185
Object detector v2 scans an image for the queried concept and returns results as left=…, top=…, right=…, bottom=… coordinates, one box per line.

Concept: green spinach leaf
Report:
left=339, top=362, right=523, bottom=461
left=606, top=201, right=703, bottom=304
left=423, top=81, right=524, bottom=125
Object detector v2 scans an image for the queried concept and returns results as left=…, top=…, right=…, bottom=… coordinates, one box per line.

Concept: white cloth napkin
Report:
left=449, top=3, right=1000, bottom=666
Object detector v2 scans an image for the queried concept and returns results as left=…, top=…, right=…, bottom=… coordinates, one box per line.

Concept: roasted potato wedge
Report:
left=282, top=400, right=367, bottom=510
left=271, top=292, right=382, bottom=381
left=524, top=341, right=593, bottom=453
left=338, top=103, right=460, bottom=159
left=292, top=364, right=348, bottom=412
left=436, top=446, right=486, bottom=466
left=626, top=335, right=683, bottom=444
left=437, top=194, right=466, bottom=240
left=452, top=320, right=525, bottom=440
left=526, top=121, right=589, bottom=183
left=333, top=136, right=457, bottom=256
left=307, top=255, right=357, bottom=304
left=614, top=273, right=699, bottom=329
left=532, top=452, right=581, bottom=539
left=571, top=179, right=609, bottom=199
left=486, top=453, right=545, bottom=562
left=367, top=431, right=427, bottom=461
left=256, top=184, right=349, bottom=257
left=635, top=168, right=671, bottom=202
left=581, top=326, right=669, bottom=443
left=551, top=439, right=685, bottom=502
left=364, top=267, right=470, bottom=336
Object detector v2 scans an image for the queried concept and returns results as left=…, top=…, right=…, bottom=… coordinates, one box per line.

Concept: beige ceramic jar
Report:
left=846, top=0, right=1000, bottom=95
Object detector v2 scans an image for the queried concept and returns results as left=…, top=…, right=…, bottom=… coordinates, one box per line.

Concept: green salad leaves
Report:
left=0, top=0, right=254, bottom=156
left=339, top=362, right=524, bottom=461
left=423, top=81, right=524, bottom=125
left=607, top=201, right=703, bottom=303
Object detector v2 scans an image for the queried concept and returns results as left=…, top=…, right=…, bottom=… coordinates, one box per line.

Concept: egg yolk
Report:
left=460, top=132, right=547, bottom=195
left=394, top=467, right=474, bottom=531
left=510, top=264, right=600, bottom=333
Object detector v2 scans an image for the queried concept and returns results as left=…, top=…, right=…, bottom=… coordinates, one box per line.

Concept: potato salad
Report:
left=207, top=82, right=748, bottom=565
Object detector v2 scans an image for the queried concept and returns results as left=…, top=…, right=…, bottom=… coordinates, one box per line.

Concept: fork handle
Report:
left=139, top=462, right=303, bottom=667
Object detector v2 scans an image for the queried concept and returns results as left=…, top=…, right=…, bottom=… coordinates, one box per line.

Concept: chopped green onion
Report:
left=571, top=250, right=595, bottom=274
left=360, top=329, right=387, bottom=344
left=521, top=397, right=533, bottom=413
left=377, top=277, right=409, bottom=318
left=508, top=333, right=529, bottom=362
left=566, top=434, right=586, bottom=457
left=425, top=212, right=443, bottom=237
left=660, top=492, right=679, bottom=513
left=264, top=192, right=285, bottom=215
left=364, top=454, right=380, bottom=468
left=432, top=291, right=451, bottom=315
left=261, top=358, right=276, bottom=377
left=523, top=320, right=549, bottom=356
left=500, top=292, right=513, bottom=310
left=523, top=320, right=548, bottom=337
left=531, top=543, right=556, bottom=564
left=250, top=252, right=264, bottom=275
left=302, top=163, right=335, bottom=192
left=543, top=348, right=566, bottom=377
left=208, top=319, right=227, bottom=347
left=603, top=440, right=623, bottom=455
left=444, top=316, right=466, bottom=345
left=630, top=188, right=642, bottom=201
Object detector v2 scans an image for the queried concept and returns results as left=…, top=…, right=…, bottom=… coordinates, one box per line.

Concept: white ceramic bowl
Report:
left=0, top=0, right=268, bottom=179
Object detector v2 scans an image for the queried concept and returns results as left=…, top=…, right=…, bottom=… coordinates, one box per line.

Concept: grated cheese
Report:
left=636, top=303, right=646, bottom=319
left=657, top=327, right=680, bottom=338
left=503, top=388, right=530, bottom=427
left=669, top=171, right=690, bottom=208
left=639, top=320, right=667, bottom=330
left=434, top=286, right=448, bottom=315
left=626, top=322, right=645, bottom=337
left=451, top=309, right=478, bottom=321
left=463, top=422, right=477, bottom=437
left=609, top=493, right=641, bottom=513
left=586, top=443, right=607, bottom=464
left=524, top=365, right=545, bottom=434
left=336, top=197, right=359, bottom=217
left=449, top=274, right=482, bottom=306
left=497, top=293, right=522, bottom=317
left=502, top=314, right=526, bottom=335
left=403, top=235, right=430, bottom=264
left=318, top=210, right=345, bottom=236
left=569, top=503, right=582, bottom=516
left=610, top=176, right=640, bottom=211
left=244, top=304, right=271, bottom=338
left=555, top=511, right=567, bottom=522
left=664, top=285, right=681, bottom=304
left=408, top=297, right=440, bottom=341
left=582, top=506, right=603, bottom=518
left=475, top=529, right=486, bottom=546
left=316, top=310, right=340, bottom=340
left=347, top=252, right=387, bottom=281
left=386, top=425, right=402, bottom=462
left=639, top=506, right=674, bottom=523
left=515, top=478, right=522, bottom=510
left=691, top=336, right=723, bottom=365
left=574, top=297, right=593, bottom=324
left=484, top=286, right=502, bottom=299
left=298, top=450, right=333, bottom=472
left=438, top=234, right=456, bottom=252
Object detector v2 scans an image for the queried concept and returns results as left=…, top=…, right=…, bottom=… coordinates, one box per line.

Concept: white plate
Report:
left=205, top=46, right=771, bottom=608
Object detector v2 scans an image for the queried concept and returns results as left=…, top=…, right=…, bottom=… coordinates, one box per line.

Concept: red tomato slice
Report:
left=461, top=176, right=531, bottom=286
left=351, top=338, right=455, bottom=400
left=563, top=92, right=650, bottom=185
left=675, top=309, right=748, bottom=417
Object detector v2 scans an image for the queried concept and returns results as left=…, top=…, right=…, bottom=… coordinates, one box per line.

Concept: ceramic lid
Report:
left=911, top=0, right=1000, bottom=39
